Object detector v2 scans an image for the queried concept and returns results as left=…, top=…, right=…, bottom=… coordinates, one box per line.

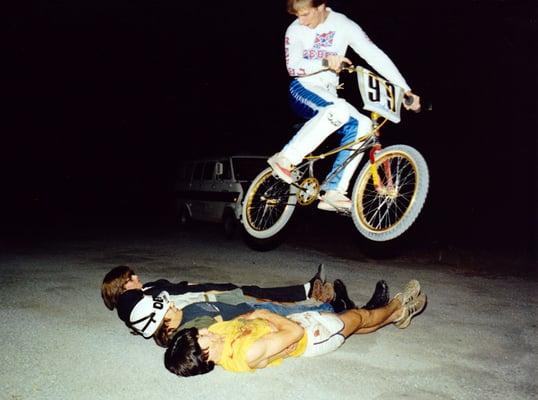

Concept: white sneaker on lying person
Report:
left=317, top=190, right=352, bottom=212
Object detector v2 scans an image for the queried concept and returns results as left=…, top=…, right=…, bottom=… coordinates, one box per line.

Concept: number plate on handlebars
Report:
left=355, top=66, right=405, bottom=123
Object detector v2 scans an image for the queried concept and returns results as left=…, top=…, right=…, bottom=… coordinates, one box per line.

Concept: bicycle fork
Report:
left=369, top=114, right=395, bottom=194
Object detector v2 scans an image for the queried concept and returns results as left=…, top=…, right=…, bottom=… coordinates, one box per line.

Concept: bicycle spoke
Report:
left=246, top=173, right=295, bottom=231
left=352, top=145, right=429, bottom=242
left=374, top=197, right=392, bottom=229
left=356, top=152, right=419, bottom=232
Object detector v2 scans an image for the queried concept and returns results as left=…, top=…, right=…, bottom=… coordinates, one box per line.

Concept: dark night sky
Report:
left=2, top=1, right=536, bottom=261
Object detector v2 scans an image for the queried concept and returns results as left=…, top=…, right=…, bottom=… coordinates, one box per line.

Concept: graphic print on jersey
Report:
left=313, top=31, right=335, bottom=49
left=303, top=31, right=337, bottom=61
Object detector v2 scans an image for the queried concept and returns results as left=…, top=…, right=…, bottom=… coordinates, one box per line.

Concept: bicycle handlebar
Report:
left=403, top=95, right=414, bottom=106
left=322, top=60, right=423, bottom=113
left=404, top=94, right=421, bottom=113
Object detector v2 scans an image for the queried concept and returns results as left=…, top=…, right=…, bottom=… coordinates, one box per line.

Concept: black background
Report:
left=2, top=1, right=536, bottom=263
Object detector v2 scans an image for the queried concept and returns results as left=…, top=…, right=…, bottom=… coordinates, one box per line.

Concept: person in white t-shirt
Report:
left=268, top=0, right=421, bottom=211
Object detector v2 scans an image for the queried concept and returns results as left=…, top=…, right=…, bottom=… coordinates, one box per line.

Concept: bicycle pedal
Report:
left=291, top=169, right=303, bottom=181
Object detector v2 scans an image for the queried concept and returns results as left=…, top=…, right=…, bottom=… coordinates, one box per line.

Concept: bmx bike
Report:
left=241, top=65, right=429, bottom=246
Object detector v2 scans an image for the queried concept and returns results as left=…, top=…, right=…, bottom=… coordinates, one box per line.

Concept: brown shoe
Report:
left=319, top=281, right=335, bottom=303
left=309, top=279, right=323, bottom=301
left=311, top=280, right=334, bottom=303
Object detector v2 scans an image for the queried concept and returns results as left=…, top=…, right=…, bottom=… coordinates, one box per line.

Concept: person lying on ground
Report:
left=101, top=264, right=347, bottom=313
left=115, top=278, right=389, bottom=347
left=164, top=280, right=425, bottom=376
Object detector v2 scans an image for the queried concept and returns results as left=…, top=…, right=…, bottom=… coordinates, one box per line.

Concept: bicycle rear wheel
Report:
left=351, top=145, right=429, bottom=242
left=242, top=167, right=298, bottom=240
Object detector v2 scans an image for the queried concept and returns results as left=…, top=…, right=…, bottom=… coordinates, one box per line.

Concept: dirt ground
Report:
left=0, top=226, right=536, bottom=400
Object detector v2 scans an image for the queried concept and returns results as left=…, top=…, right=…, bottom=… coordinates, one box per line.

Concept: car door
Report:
left=189, top=161, right=205, bottom=220
left=211, top=158, right=236, bottom=221
left=199, top=160, right=219, bottom=222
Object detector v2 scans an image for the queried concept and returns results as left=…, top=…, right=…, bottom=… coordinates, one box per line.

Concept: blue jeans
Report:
left=288, top=79, right=361, bottom=192
left=250, top=301, right=333, bottom=315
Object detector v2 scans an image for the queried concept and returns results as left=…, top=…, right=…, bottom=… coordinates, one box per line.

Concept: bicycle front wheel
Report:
left=351, top=145, right=429, bottom=242
left=242, top=167, right=298, bottom=240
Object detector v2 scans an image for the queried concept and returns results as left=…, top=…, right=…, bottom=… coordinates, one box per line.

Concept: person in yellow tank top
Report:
left=206, top=317, right=309, bottom=372
left=165, top=280, right=427, bottom=376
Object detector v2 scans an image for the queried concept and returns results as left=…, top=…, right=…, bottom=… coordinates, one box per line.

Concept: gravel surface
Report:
left=1, top=227, right=536, bottom=400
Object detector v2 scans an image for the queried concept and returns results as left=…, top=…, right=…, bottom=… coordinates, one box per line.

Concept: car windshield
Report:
left=232, top=157, right=268, bottom=181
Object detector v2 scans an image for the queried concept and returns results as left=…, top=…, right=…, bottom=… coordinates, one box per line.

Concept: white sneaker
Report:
left=317, top=190, right=352, bottom=212
left=267, top=153, right=295, bottom=184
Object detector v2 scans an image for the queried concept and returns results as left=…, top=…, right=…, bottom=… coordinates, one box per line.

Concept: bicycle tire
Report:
left=351, top=144, right=429, bottom=242
left=242, top=167, right=298, bottom=240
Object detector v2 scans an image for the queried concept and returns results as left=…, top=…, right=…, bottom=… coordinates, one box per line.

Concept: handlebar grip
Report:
left=404, top=94, right=421, bottom=113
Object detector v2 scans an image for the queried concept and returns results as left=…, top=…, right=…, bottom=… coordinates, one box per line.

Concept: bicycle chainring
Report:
left=296, top=177, right=320, bottom=205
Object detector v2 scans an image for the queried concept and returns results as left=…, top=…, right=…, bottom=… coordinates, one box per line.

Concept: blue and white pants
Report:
left=281, top=79, right=372, bottom=194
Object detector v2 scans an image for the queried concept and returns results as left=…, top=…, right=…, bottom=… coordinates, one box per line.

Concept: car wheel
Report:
left=178, top=205, right=191, bottom=229
left=223, top=211, right=237, bottom=239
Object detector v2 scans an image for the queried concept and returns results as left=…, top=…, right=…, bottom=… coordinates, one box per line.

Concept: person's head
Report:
left=164, top=328, right=216, bottom=377
left=153, top=303, right=183, bottom=348
left=287, top=0, right=328, bottom=29
left=117, top=290, right=172, bottom=339
left=101, top=266, right=143, bottom=310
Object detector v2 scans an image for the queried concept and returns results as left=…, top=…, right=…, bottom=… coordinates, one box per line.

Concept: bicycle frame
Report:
left=287, top=65, right=405, bottom=210
left=290, top=112, right=392, bottom=211
left=242, top=66, right=429, bottom=243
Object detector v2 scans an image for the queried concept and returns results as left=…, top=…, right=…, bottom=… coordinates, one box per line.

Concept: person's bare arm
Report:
left=244, top=310, right=304, bottom=369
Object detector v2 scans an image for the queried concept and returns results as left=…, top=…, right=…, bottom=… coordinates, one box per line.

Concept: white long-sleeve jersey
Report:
left=285, top=9, right=411, bottom=92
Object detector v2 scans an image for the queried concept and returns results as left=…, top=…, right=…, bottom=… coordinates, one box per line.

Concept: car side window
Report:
left=179, top=163, right=194, bottom=183
left=220, top=160, right=232, bottom=180
left=204, top=161, right=216, bottom=180
left=193, top=162, right=204, bottom=181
